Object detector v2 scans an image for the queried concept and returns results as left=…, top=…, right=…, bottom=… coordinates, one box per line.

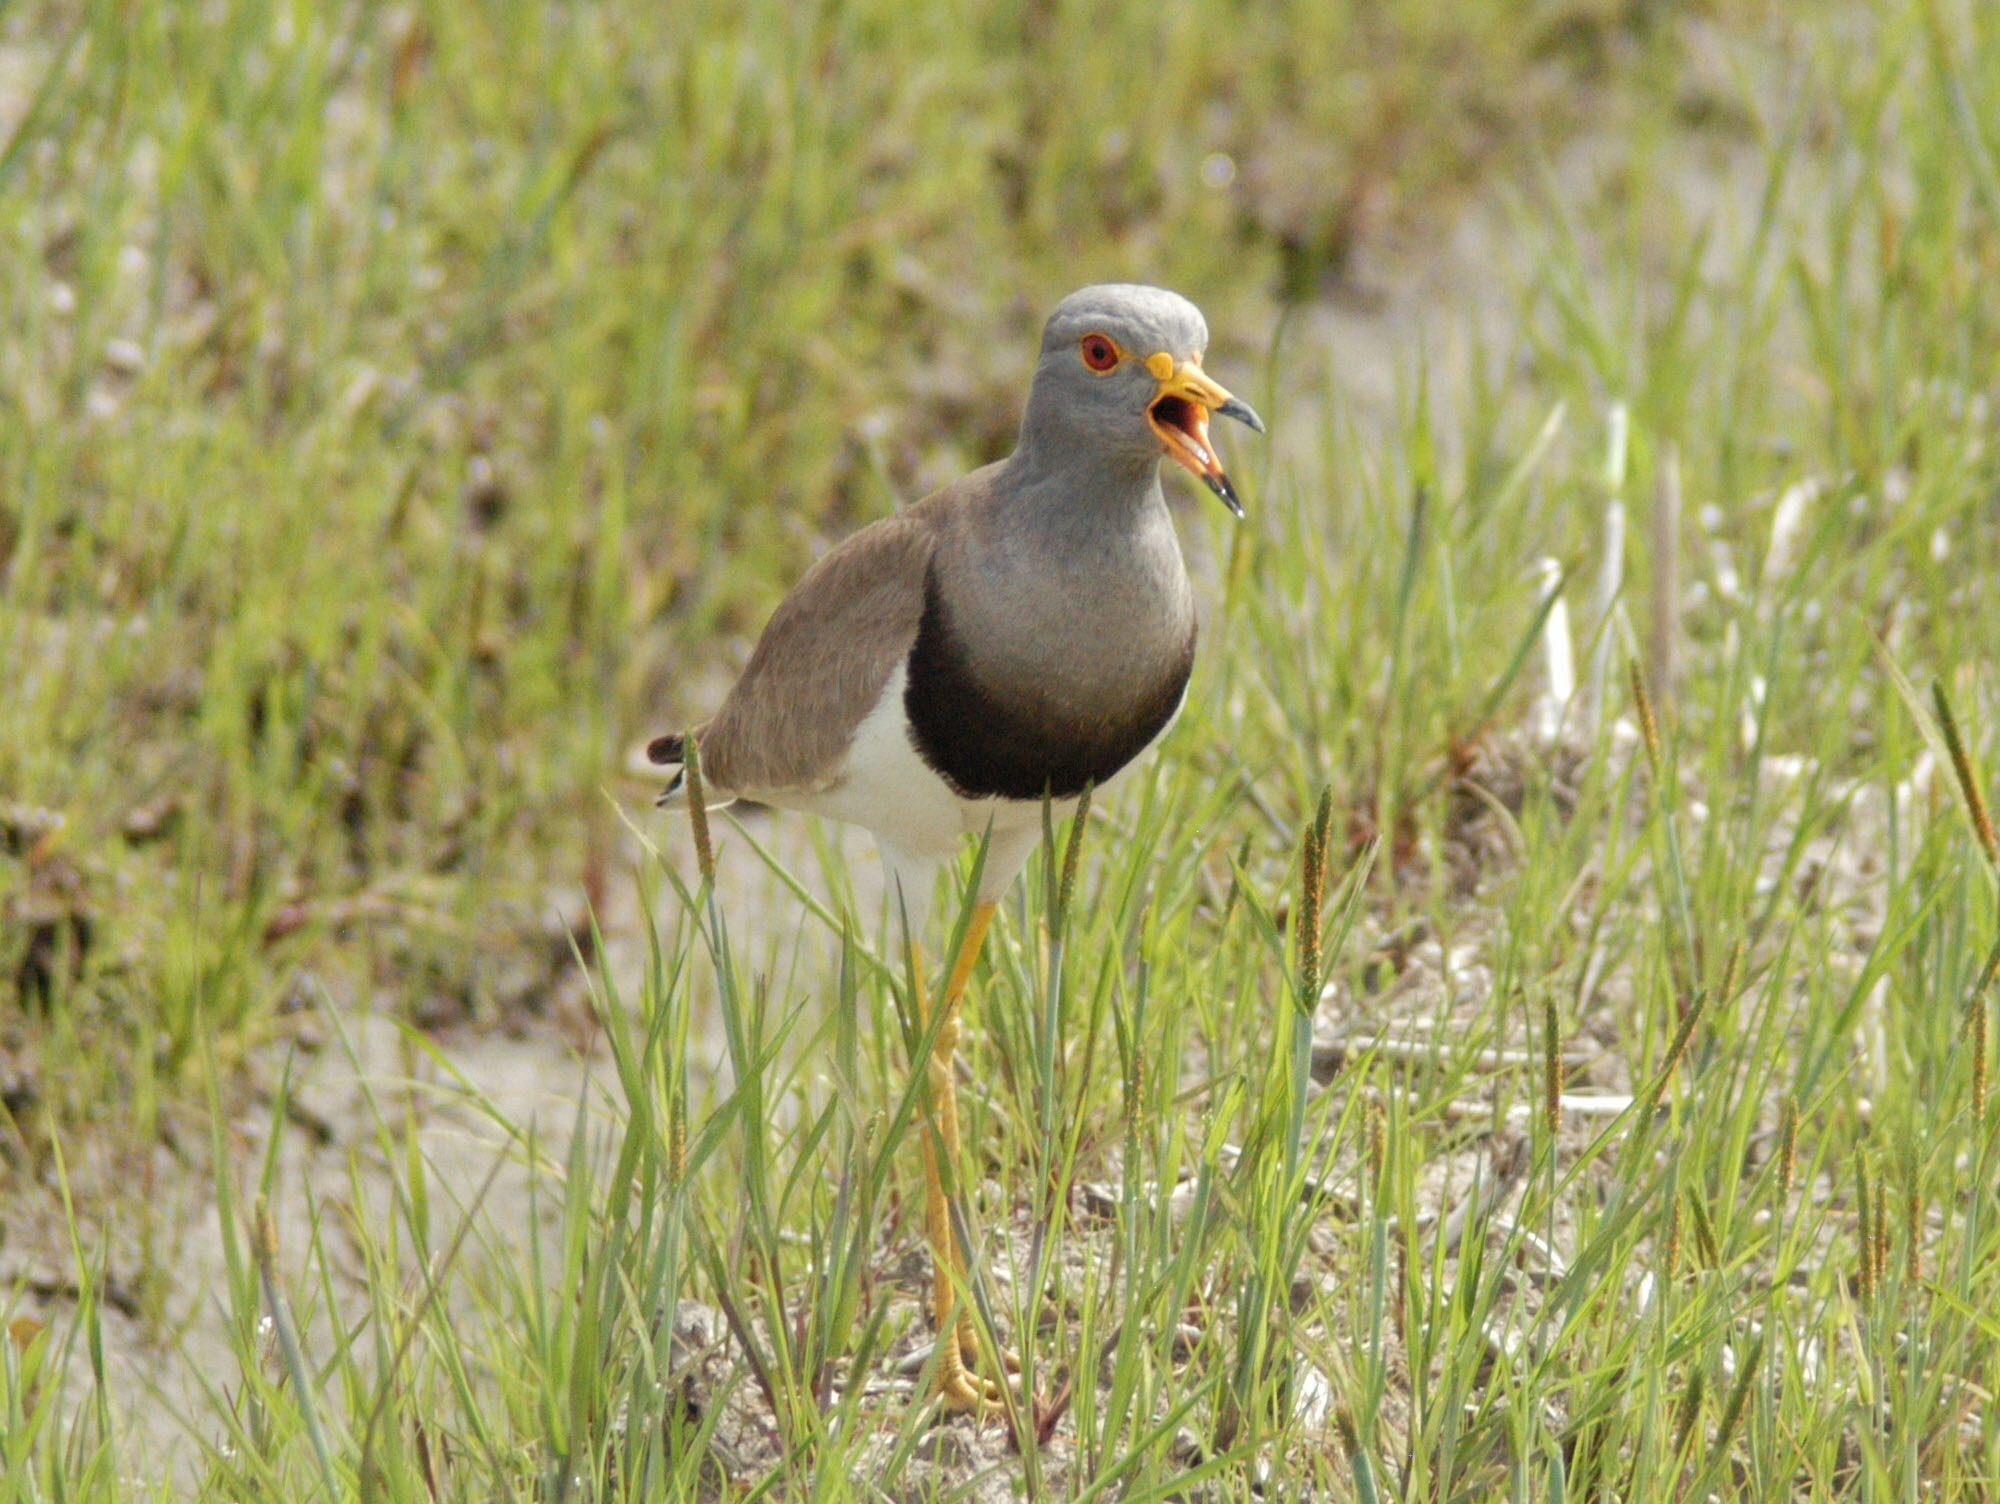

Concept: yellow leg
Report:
left=915, top=901, right=1009, bottom=1414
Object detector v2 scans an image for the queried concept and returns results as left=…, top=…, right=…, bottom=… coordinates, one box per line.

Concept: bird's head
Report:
left=1022, top=284, right=1265, bottom=516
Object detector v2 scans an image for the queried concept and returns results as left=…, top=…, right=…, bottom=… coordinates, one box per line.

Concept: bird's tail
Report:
left=646, top=730, right=737, bottom=811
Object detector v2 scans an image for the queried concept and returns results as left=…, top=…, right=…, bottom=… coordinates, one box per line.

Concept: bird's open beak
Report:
left=1146, top=354, right=1264, bottom=518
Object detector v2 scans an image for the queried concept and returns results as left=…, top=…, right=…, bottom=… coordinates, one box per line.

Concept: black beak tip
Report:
left=1203, top=472, right=1247, bottom=519
left=1219, top=396, right=1266, bottom=435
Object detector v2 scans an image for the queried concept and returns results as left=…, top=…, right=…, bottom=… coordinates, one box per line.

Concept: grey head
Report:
left=1016, top=284, right=1265, bottom=515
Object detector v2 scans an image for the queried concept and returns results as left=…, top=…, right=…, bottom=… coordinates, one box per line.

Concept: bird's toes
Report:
left=936, top=1369, right=1009, bottom=1417
left=959, top=1323, right=1022, bottom=1377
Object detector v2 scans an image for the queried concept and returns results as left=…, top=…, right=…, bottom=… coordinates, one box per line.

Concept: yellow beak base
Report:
left=1146, top=356, right=1264, bottom=517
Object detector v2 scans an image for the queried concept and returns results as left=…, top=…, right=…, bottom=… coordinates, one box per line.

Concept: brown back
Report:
left=694, top=487, right=967, bottom=796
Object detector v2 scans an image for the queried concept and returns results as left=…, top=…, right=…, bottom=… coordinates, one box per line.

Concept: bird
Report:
left=647, top=284, right=1263, bottom=1414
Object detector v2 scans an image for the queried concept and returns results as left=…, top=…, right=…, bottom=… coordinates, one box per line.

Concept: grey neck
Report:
left=998, top=435, right=1166, bottom=553
left=937, top=436, right=1193, bottom=709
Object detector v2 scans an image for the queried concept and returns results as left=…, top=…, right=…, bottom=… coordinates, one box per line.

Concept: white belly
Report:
left=783, top=660, right=1193, bottom=859
left=774, top=664, right=1041, bottom=858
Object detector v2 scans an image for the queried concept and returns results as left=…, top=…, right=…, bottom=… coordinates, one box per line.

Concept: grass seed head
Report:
left=1646, top=988, right=1707, bottom=1112
left=1973, top=939, right=1996, bottom=1129
left=1334, top=1404, right=1362, bottom=1459
left=1663, top=989, right=1704, bottom=1079
left=1904, top=1146, right=1922, bottom=1285
left=1854, top=1157, right=1873, bottom=1301
left=1718, top=938, right=1745, bottom=1003
left=1873, top=1171, right=1891, bottom=1290
left=1057, top=783, right=1093, bottom=932
left=1542, top=995, right=1563, bottom=1139
left=1392, top=1221, right=1410, bottom=1349
left=1975, top=997, right=1990, bottom=1130
left=683, top=734, right=715, bottom=882
left=1777, top=1096, right=1798, bottom=1199
left=1672, top=1365, right=1706, bottom=1458
left=1297, top=786, right=1333, bottom=1013
left=1932, top=678, right=1998, bottom=867
left=1709, top=1335, right=1763, bottom=1473
left=1688, top=1190, right=1720, bottom=1269
left=1630, top=660, right=1664, bottom=778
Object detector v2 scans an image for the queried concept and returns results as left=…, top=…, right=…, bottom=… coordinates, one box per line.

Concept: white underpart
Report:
left=765, top=660, right=1182, bottom=926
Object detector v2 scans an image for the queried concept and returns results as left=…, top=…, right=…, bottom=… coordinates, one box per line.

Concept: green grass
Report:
left=0, top=0, right=1657, bottom=1093
left=7, top=0, right=2000, bottom=1497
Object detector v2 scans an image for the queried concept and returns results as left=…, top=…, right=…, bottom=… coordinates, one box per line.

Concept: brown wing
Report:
left=692, top=498, right=949, bottom=799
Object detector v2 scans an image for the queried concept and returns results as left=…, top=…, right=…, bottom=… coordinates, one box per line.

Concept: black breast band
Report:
left=902, top=568, right=1195, bottom=801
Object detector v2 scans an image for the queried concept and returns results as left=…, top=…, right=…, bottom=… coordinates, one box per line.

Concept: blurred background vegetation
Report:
left=0, top=0, right=1739, bottom=1110
left=3, top=0, right=1998, bottom=1128
left=9, top=0, right=2000, bottom=1495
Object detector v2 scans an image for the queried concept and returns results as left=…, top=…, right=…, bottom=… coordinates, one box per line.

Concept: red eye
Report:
left=1080, top=335, right=1120, bottom=373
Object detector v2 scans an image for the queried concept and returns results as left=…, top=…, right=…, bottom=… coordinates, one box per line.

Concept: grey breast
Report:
left=902, top=475, right=1197, bottom=802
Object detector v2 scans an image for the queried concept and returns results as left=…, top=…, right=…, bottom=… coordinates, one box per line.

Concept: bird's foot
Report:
left=936, top=1363, right=1010, bottom=1416
left=929, top=1324, right=1016, bottom=1418
left=958, top=1316, right=1022, bottom=1378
